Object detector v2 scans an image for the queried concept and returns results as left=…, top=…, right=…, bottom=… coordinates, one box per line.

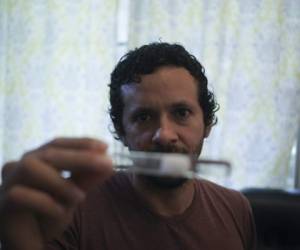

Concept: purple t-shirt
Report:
left=47, top=173, right=256, bottom=250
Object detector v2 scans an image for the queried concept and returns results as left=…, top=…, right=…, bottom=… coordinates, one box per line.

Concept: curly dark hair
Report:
left=109, top=42, right=219, bottom=140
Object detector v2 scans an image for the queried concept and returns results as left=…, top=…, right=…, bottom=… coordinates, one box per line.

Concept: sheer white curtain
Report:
left=127, top=0, right=300, bottom=189
left=0, top=0, right=121, bottom=169
left=1, top=0, right=300, bottom=189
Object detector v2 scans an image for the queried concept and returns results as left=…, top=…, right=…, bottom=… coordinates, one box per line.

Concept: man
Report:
left=0, top=43, right=256, bottom=250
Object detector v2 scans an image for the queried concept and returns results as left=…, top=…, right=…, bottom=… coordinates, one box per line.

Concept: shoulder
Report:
left=195, top=179, right=251, bottom=212
left=196, top=180, right=256, bottom=249
left=195, top=178, right=241, bottom=198
left=195, top=179, right=256, bottom=249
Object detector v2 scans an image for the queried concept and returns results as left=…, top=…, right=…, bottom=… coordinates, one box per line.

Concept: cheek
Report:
left=179, top=126, right=205, bottom=150
left=125, top=128, right=154, bottom=150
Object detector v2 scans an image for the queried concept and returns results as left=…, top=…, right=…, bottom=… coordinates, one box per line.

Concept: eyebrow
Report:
left=129, top=101, right=196, bottom=114
left=171, top=101, right=196, bottom=109
left=172, top=100, right=192, bottom=106
left=129, top=107, right=156, bottom=117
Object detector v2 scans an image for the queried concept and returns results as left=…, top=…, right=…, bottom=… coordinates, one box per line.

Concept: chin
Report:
left=141, top=175, right=188, bottom=189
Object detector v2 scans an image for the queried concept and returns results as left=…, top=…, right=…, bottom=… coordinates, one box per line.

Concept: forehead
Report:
left=121, top=66, right=199, bottom=107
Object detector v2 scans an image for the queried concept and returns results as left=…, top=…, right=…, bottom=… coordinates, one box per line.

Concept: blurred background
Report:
left=0, top=0, right=299, bottom=189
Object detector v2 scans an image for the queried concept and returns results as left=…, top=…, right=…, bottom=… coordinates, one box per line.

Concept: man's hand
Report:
left=0, top=138, right=114, bottom=250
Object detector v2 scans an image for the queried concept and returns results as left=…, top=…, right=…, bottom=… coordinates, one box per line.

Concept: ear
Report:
left=204, top=125, right=212, bottom=138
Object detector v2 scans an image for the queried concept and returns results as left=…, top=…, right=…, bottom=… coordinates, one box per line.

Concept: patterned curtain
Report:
left=0, top=0, right=119, bottom=167
left=128, top=0, right=300, bottom=189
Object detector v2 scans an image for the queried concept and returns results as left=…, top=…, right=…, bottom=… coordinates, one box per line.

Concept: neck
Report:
left=130, top=174, right=195, bottom=217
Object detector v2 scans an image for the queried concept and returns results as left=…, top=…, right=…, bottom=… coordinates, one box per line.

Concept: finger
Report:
left=17, top=156, right=85, bottom=205
left=40, top=137, right=108, bottom=153
left=4, top=185, right=65, bottom=219
left=34, top=147, right=113, bottom=175
left=1, top=161, right=19, bottom=185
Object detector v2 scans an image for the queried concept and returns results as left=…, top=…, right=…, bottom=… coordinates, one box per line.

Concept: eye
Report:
left=134, top=112, right=152, bottom=123
left=174, top=108, right=191, bottom=121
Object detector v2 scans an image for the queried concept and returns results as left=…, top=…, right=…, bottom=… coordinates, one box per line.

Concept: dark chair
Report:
left=242, top=188, right=300, bottom=250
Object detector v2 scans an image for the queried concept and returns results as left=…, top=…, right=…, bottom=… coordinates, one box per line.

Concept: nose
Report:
left=152, top=116, right=178, bottom=145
